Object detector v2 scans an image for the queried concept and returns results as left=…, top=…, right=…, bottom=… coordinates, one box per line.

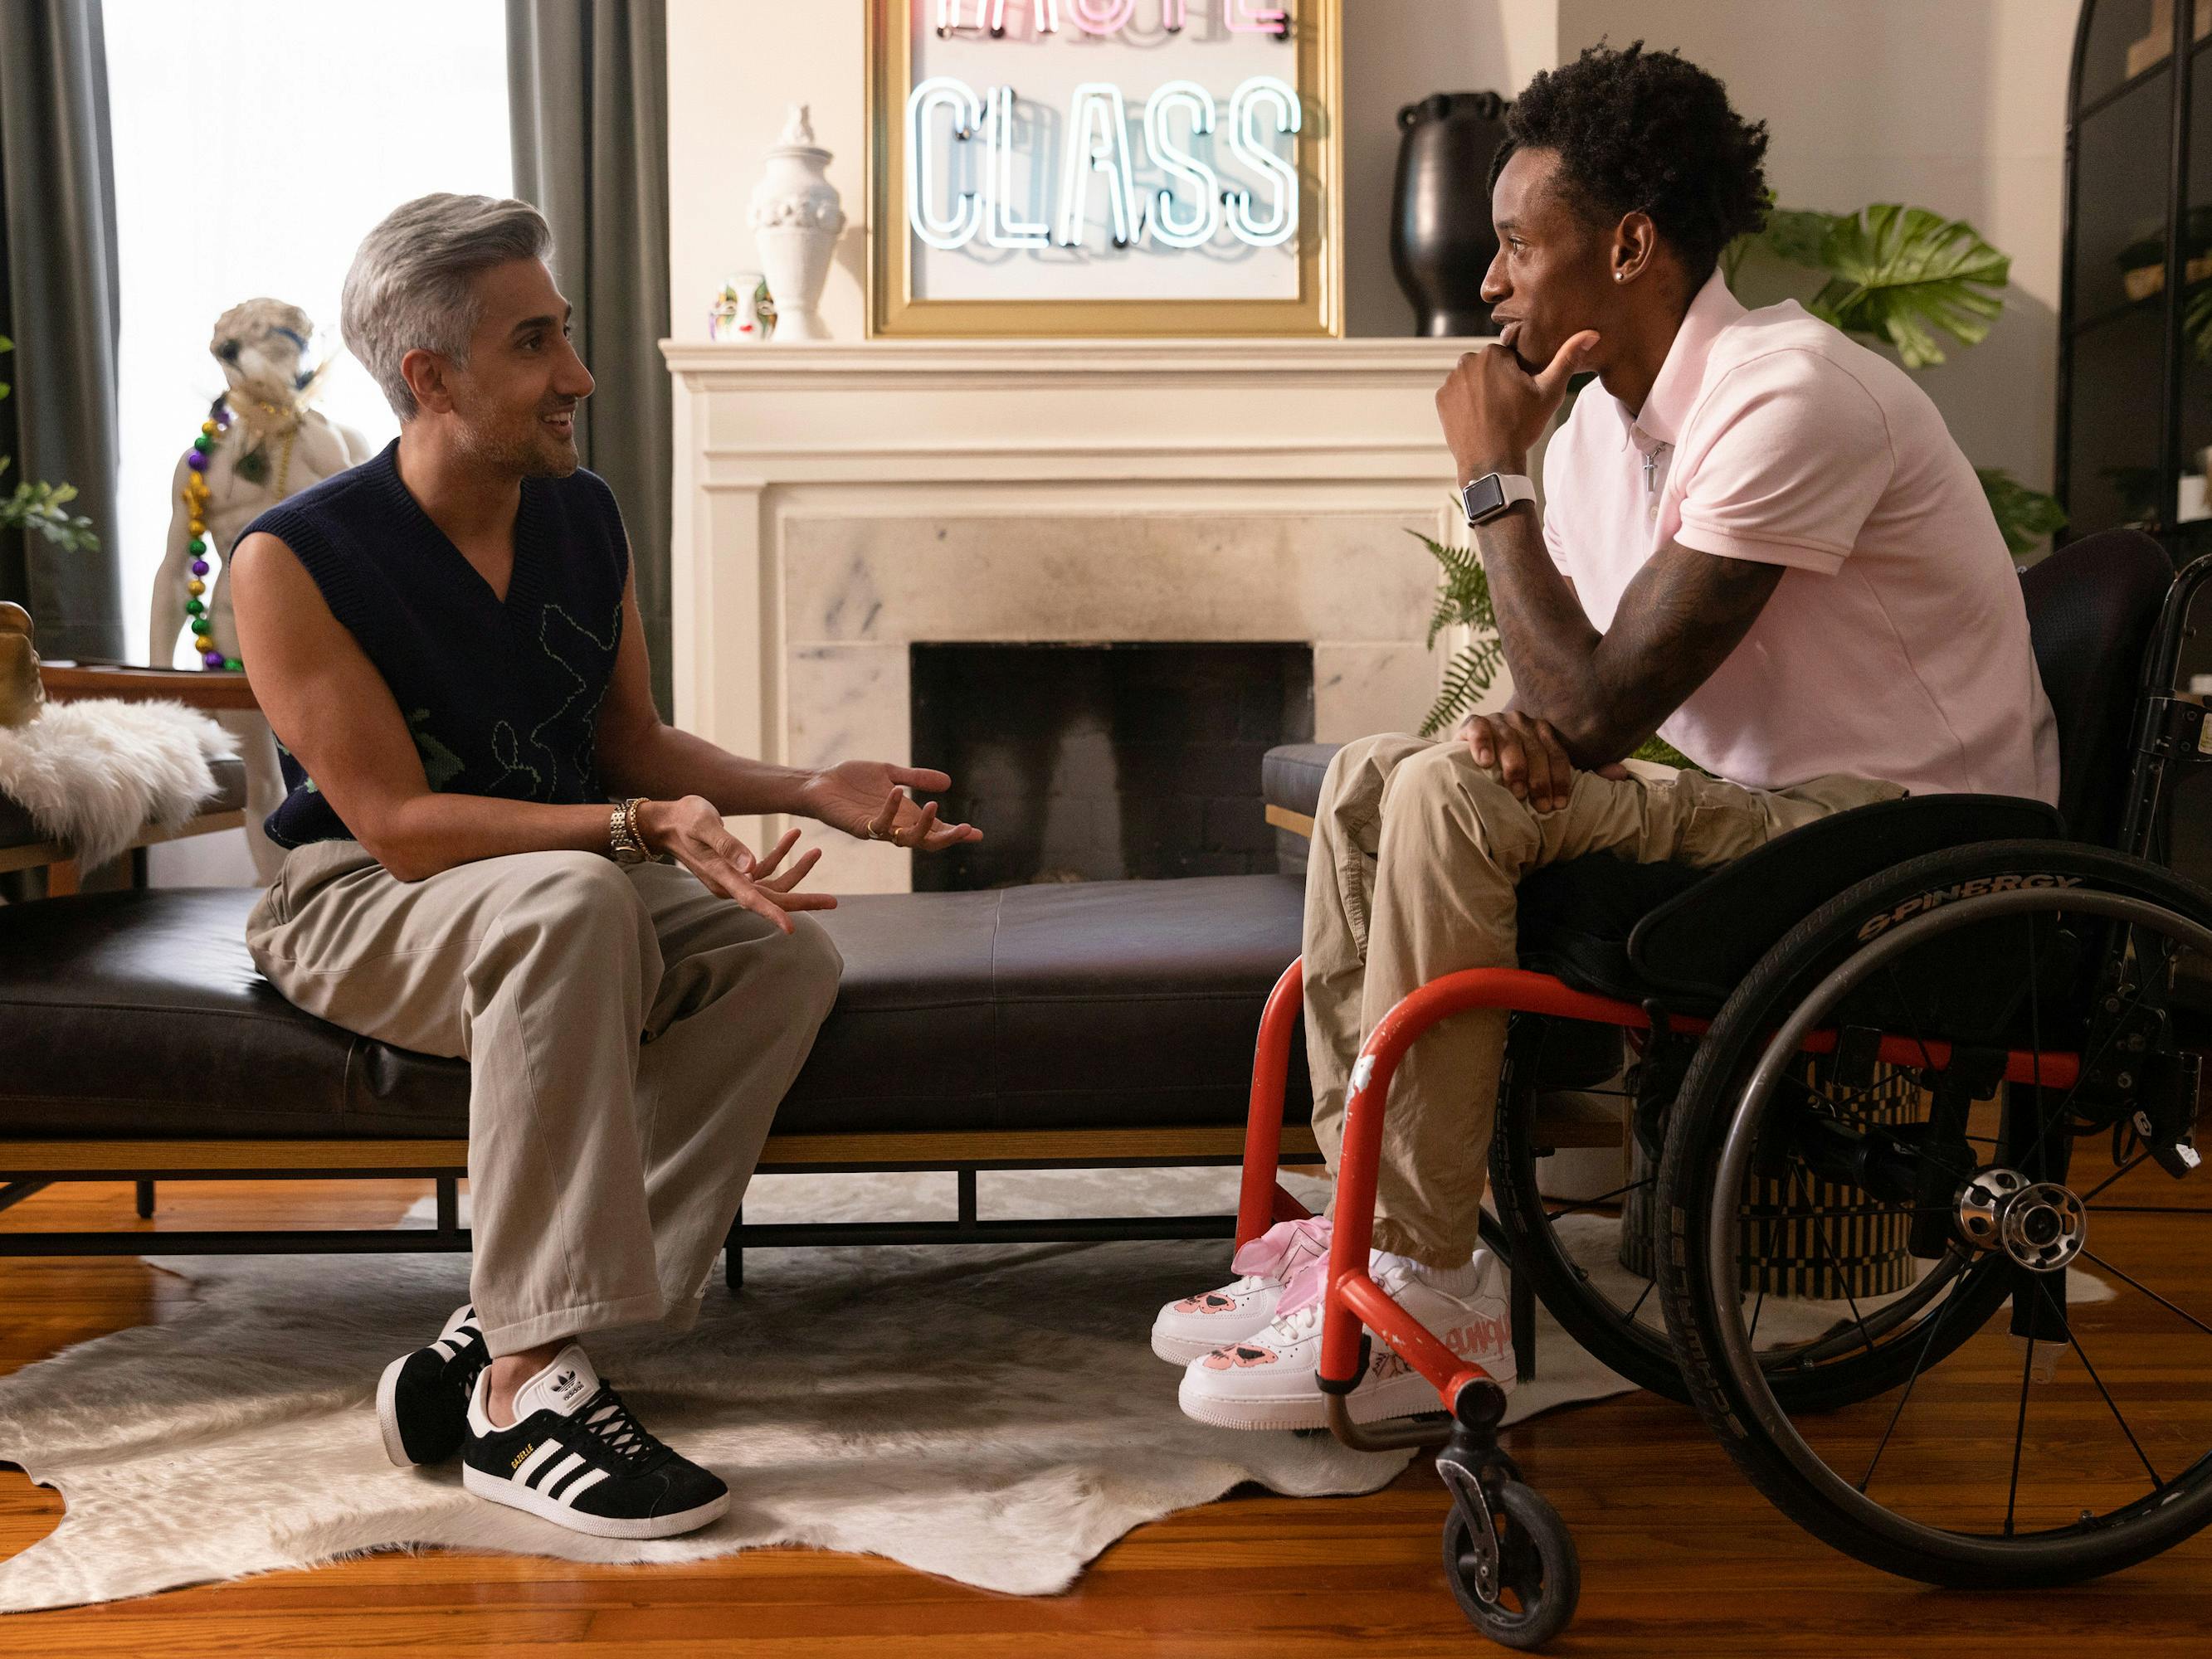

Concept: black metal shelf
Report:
left=2059, top=0, right=2201, bottom=552
left=2077, top=54, right=2174, bottom=124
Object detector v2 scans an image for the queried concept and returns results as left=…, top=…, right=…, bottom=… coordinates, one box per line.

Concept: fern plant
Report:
left=0, top=337, right=99, bottom=554
left=1415, top=526, right=1504, bottom=738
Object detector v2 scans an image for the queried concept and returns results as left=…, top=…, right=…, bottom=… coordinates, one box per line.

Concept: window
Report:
left=105, top=0, right=513, bottom=664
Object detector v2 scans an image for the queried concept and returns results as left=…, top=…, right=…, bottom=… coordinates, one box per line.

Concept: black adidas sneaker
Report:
left=376, top=1302, right=490, bottom=1467
left=460, top=1343, right=728, bottom=1539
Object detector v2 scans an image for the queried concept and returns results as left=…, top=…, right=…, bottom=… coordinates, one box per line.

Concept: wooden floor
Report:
left=2, top=1178, right=2208, bottom=1658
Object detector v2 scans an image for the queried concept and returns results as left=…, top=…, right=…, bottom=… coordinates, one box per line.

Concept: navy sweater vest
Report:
left=246, top=440, right=629, bottom=850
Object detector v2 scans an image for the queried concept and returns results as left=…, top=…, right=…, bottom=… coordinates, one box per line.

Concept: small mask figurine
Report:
left=0, top=601, right=44, bottom=729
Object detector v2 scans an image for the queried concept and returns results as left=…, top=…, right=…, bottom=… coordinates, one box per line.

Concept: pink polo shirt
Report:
left=1540, top=270, right=2059, bottom=805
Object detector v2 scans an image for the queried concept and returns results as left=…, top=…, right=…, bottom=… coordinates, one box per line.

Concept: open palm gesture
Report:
left=801, top=761, right=982, bottom=853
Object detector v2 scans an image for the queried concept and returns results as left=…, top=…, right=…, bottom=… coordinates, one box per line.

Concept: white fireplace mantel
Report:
left=662, top=334, right=1489, bottom=893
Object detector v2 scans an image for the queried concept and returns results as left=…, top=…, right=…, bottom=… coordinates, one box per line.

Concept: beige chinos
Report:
left=245, top=839, right=843, bottom=1357
left=1303, top=733, right=1902, bottom=1269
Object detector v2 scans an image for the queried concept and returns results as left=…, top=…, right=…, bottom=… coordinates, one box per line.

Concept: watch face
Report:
left=1462, top=474, right=1506, bottom=523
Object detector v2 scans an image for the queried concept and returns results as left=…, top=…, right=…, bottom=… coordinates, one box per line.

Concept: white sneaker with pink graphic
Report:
left=1151, top=1216, right=1334, bottom=1366
left=1177, top=1248, right=1514, bottom=1432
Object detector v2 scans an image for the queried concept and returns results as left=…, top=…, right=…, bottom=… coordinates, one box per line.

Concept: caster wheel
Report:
left=1440, top=1479, right=1580, bottom=1650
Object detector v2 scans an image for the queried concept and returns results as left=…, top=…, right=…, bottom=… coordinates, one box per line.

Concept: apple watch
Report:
left=1460, top=472, right=1537, bottom=527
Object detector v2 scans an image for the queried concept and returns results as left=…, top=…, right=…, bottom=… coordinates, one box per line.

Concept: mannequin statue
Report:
left=149, top=299, right=373, bottom=883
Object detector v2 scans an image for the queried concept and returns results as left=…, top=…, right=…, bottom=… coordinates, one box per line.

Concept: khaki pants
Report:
left=246, top=840, right=844, bottom=1357
left=1304, top=735, right=1902, bottom=1268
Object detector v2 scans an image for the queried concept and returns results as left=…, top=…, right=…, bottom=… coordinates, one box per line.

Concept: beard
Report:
left=453, top=400, right=581, bottom=479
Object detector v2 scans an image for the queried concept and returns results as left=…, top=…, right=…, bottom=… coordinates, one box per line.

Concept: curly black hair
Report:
left=1489, top=41, right=1770, bottom=283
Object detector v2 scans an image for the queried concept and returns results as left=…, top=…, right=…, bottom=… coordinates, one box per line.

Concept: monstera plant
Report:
left=0, top=337, right=100, bottom=554
left=1723, top=203, right=2067, bottom=556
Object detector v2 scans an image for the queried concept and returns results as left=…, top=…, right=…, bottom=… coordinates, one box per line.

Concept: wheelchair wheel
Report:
left=1492, top=1016, right=2000, bottom=1408
left=1659, top=841, right=2212, bottom=1587
left=1490, top=1016, right=1691, bottom=1400
left=1440, top=1478, right=1580, bottom=1650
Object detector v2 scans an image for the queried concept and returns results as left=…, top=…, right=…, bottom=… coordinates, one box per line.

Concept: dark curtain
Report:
left=508, top=0, right=674, bottom=719
left=0, top=0, right=124, bottom=661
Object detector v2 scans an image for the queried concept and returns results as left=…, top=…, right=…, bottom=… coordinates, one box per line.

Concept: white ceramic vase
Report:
left=748, top=105, right=845, bottom=343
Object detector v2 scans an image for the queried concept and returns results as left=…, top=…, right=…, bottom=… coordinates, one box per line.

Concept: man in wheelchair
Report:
left=1159, top=41, right=2059, bottom=1432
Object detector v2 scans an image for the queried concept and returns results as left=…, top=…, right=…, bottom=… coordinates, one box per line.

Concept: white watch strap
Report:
left=1464, top=472, right=1538, bottom=525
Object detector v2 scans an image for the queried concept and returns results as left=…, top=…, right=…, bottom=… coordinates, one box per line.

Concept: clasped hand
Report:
left=1459, top=709, right=1626, bottom=814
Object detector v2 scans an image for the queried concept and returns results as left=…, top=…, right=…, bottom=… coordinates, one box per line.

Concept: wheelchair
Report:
left=1234, top=528, right=2212, bottom=1648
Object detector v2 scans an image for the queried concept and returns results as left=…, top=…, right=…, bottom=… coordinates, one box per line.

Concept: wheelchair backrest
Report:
left=2019, top=528, right=2172, bottom=846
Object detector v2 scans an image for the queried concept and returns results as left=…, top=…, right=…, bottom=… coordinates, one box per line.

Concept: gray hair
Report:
left=340, top=193, right=553, bottom=420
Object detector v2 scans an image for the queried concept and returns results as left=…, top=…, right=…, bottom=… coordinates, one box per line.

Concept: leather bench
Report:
left=0, top=873, right=1313, bottom=1145
left=0, top=868, right=1330, bottom=1266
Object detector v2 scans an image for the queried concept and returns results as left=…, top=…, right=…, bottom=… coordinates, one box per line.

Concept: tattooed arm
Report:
left=1474, top=501, right=1784, bottom=769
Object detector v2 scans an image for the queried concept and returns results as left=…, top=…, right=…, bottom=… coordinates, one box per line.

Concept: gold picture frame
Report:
left=867, top=0, right=1344, bottom=338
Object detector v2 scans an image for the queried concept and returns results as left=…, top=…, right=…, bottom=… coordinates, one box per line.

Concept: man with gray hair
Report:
left=228, top=193, right=981, bottom=1539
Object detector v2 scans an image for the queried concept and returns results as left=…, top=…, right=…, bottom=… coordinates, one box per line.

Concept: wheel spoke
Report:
left=2003, top=1277, right=2034, bottom=1536
left=1880, top=962, right=1944, bottom=1076
left=2044, top=1276, right=2166, bottom=1492
left=1625, top=1275, right=1654, bottom=1324
left=2015, top=971, right=2155, bottom=1174
left=1542, top=1176, right=1650, bottom=1224
left=2081, top=1248, right=2212, bottom=1340
left=1789, top=1164, right=1878, bottom=1360
left=1858, top=1262, right=1981, bottom=1494
left=2078, top=1150, right=2151, bottom=1205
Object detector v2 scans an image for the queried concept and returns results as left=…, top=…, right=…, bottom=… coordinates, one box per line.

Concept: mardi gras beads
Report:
left=182, top=406, right=243, bottom=671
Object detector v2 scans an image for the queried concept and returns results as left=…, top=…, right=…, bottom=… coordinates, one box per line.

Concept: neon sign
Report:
left=904, top=7, right=1307, bottom=259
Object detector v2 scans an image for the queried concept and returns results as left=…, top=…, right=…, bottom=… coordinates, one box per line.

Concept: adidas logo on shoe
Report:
left=461, top=1343, right=729, bottom=1540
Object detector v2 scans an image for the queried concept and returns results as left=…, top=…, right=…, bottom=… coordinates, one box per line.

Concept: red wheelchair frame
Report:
left=1230, top=956, right=2083, bottom=1443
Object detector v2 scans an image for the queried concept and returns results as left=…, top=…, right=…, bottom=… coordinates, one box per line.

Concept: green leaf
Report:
left=0, top=478, right=100, bottom=552
left=1410, top=523, right=1505, bottom=737
left=1632, top=733, right=1703, bottom=772
left=1806, top=205, right=2009, bottom=368
left=1760, top=208, right=1835, bottom=270
left=1408, top=526, right=1496, bottom=649
left=1420, top=638, right=1506, bottom=739
left=1976, top=468, right=2068, bottom=557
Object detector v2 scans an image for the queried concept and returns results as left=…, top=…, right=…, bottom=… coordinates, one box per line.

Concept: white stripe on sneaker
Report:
left=512, top=1439, right=566, bottom=1487
left=534, top=1451, right=587, bottom=1493
left=556, top=1467, right=610, bottom=1508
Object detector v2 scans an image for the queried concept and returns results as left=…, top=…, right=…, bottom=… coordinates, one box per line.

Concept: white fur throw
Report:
left=0, top=698, right=238, bottom=872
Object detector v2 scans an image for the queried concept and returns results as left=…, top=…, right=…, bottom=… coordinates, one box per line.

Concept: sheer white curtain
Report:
left=105, top=0, right=513, bottom=667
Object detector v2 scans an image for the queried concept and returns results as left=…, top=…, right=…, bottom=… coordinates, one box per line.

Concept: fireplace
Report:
left=909, top=642, right=1314, bottom=889
left=663, top=335, right=1486, bottom=894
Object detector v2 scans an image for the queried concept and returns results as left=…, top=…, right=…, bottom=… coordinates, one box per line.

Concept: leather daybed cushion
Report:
left=1261, top=744, right=1337, bottom=821
left=0, top=874, right=1313, bottom=1141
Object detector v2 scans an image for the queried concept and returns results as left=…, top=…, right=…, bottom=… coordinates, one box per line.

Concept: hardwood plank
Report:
left=0, top=1177, right=2206, bottom=1657
left=1264, top=804, right=1315, bottom=839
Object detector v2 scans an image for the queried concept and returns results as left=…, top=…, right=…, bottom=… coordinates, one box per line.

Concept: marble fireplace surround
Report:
left=661, top=337, right=1481, bottom=893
